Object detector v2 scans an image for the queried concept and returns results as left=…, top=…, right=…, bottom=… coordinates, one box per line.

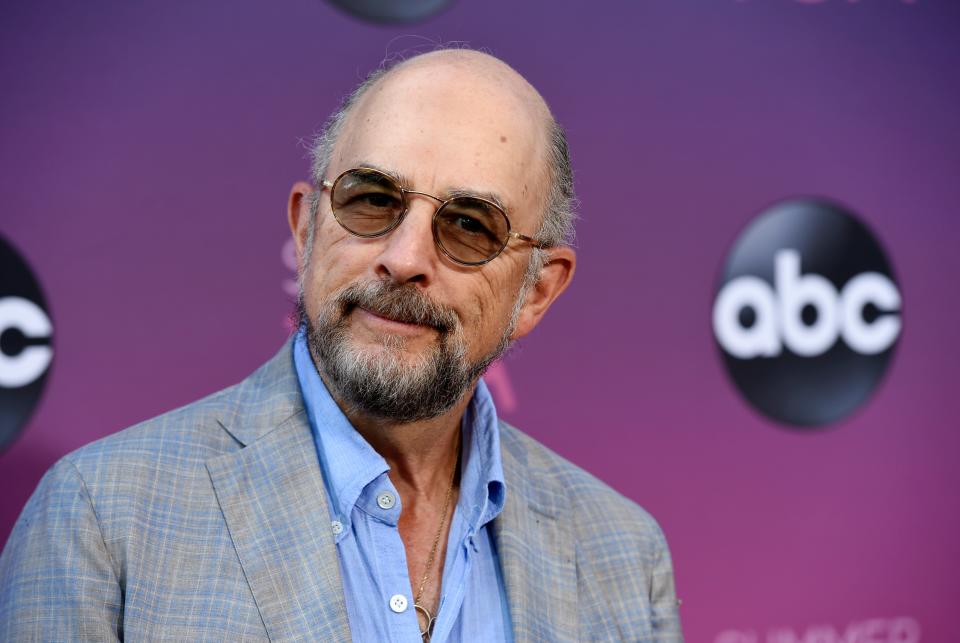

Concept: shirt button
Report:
left=377, top=492, right=396, bottom=510
left=389, top=594, right=408, bottom=613
left=331, top=520, right=343, bottom=535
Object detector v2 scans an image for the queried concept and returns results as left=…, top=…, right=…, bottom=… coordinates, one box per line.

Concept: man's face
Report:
left=295, top=61, right=549, bottom=421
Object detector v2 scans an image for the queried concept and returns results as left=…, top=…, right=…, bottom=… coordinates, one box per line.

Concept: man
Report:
left=0, top=49, right=682, bottom=641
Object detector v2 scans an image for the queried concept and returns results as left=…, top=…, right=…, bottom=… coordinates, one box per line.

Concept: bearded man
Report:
left=0, top=49, right=683, bottom=642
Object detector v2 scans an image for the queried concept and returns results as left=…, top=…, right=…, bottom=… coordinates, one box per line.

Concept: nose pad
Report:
left=374, top=202, right=438, bottom=284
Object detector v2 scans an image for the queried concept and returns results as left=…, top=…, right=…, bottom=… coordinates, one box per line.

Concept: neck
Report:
left=316, top=369, right=473, bottom=494
left=350, top=399, right=469, bottom=493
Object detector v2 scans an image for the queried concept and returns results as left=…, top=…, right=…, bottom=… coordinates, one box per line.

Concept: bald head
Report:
left=308, top=48, right=575, bottom=252
left=374, top=49, right=553, bottom=126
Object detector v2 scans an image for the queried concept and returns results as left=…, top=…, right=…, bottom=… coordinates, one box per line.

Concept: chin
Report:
left=348, top=336, right=430, bottom=368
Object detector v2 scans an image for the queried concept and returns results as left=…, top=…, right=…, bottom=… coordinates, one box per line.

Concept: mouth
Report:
left=353, top=306, right=439, bottom=337
left=335, top=280, right=457, bottom=337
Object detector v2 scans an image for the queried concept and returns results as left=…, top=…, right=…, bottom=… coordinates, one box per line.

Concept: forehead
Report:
left=331, top=61, right=548, bottom=219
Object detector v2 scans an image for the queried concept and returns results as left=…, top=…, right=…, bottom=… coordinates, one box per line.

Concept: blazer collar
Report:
left=495, top=423, right=579, bottom=643
left=207, top=338, right=351, bottom=641
left=215, top=338, right=306, bottom=448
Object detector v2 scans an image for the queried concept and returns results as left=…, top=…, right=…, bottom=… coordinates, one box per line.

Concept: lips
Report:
left=337, top=279, right=458, bottom=334
left=358, top=306, right=426, bottom=328
left=352, top=307, right=443, bottom=340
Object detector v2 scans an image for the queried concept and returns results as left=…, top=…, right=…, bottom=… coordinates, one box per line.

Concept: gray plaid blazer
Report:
left=0, top=340, right=683, bottom=642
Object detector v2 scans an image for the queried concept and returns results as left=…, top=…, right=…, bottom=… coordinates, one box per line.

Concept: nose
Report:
left=373, top=198, right=439, bottom=286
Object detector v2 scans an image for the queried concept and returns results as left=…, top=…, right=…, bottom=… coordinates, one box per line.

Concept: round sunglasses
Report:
left=320, top=167, right=544, bottom=266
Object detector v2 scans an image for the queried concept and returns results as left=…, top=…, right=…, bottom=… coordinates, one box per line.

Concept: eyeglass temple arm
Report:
left=510, top=231, right=545, bottom=249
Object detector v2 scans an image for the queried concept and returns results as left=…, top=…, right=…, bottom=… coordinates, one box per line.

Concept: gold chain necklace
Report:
left=413, top=448, right=459, bottom=642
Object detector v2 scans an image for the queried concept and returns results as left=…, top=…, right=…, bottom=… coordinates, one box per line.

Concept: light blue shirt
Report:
left=293, top=331, right=513, bottom=642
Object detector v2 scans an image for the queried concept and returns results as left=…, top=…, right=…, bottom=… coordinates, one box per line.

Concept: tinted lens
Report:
left=434, top=197, right=510, bottom=265
left=331, top=169, right=404, bottom=236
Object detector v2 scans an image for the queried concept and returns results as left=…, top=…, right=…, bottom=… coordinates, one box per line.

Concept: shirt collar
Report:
left=293, top=329, right=506, bottom=534
left=458, top=372, right=506, bottom=532
left=294, top=330, right=388, bottom=528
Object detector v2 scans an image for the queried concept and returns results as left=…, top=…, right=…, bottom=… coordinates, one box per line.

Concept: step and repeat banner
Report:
left=2, top=0, right=957, bottom=640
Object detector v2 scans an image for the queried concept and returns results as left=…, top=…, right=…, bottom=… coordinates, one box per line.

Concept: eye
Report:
left=336, top=190, right=402, bottom=219
left=342, top=189, right=400, bottom=209
left=435, top=199, right=509, bottom=262
left=452, top=214, right=487, bottom=234
left=334, top=171, right=404, bottom=212
left=351, top=191, right=400, bottom=210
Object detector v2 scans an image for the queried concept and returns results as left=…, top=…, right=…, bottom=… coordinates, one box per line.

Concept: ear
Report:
left=288, top=181, right=315, bottom=268
left=511, top=245, right=576, bottom=340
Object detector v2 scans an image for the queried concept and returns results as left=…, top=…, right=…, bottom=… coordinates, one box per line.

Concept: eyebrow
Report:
left=354, top=161, right=410, bottom=187
left=353, top=161, right=510, bottom=213
left=446, top=187, right=508, bottom=213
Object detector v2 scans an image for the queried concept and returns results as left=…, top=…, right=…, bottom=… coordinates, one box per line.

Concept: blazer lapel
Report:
left=495, top=425, right=578, bottom=643
left=206, top=341, right=351, bottom=642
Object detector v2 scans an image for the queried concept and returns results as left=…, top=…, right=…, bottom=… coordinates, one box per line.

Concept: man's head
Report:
left=288, top=48, right=577, bottom=422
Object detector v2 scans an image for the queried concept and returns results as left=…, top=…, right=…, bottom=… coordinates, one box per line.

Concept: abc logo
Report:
left=712, top=199, right=901, bottom=427
left=0, top=234, right=54, bottom=451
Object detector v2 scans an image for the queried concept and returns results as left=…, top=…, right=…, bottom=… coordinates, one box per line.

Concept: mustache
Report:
left=336, top=280, right=459, bottom=333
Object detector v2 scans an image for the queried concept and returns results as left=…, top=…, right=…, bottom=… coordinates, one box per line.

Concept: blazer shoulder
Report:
left=498, top=420, right=671, bottom=553
left=63, top=338, right=302, bottom=478
left=52, top=340, right=302, bottom=536
left=64, top=381, right=244, bottom=480
left=498, top=421, right=683, bottom=636
left=40, top=383, right=244, bottom=534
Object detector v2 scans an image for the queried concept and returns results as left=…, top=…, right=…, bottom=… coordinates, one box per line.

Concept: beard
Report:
left=296, top=278, right=520, bottom=423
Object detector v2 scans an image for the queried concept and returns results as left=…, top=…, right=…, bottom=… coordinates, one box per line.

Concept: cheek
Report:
left=310, top=213, right=378, bottom=271
left=301, top=227, right=370, bottom=306
left=462, top=263, right=525, bottom=338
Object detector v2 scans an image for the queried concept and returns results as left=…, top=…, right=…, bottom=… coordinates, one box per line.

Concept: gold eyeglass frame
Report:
left=320, top=166, right=545, bottom=266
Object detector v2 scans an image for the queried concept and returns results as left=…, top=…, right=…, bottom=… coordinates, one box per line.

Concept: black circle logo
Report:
left=0, top=234, right=54, bottom=450
left=324, top=0, right=453, bottom=23
left=712, top=198, right=901, bottom=428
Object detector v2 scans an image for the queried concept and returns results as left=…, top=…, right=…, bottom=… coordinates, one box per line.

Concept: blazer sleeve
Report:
left=0, top=457, right=123, bottom=641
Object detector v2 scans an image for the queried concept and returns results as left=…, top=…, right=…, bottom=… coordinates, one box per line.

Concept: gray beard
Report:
left=297, top=278, right=517, bottom=423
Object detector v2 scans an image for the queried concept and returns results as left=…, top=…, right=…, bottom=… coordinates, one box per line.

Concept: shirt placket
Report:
left=430, top=514, right=471, bottom=642
left=358, top=473, right=422, bottom=642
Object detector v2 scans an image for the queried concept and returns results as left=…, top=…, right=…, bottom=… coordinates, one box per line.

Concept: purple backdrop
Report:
left=2, top=1, right=958, bottom=640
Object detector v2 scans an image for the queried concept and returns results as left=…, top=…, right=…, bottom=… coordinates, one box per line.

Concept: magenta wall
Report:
left=2, top=1, right=958, bottom=640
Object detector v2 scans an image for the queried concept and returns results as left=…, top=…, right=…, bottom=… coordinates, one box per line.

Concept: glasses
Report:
left=320, top=167, right=544, bottom=266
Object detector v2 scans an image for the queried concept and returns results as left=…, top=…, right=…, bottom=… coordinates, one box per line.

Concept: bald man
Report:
left=0, top=50, right=683, bottom=642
